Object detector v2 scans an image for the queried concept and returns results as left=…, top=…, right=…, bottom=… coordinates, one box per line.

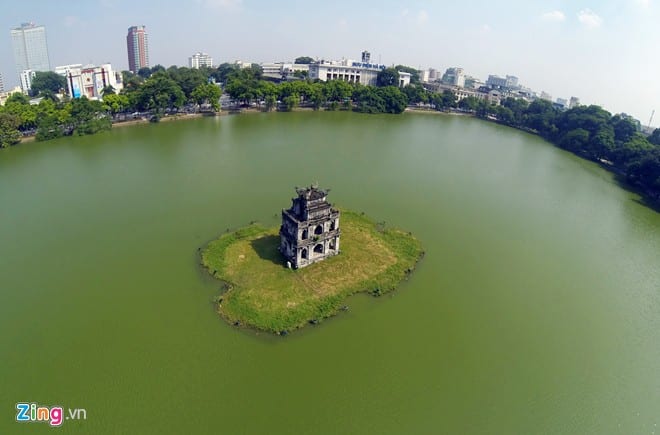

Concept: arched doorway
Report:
left=301, top=248, right=308, bottom=259
left=314, top=244, right=323, bottom=254
left=302, top=229, right=308, bottom=239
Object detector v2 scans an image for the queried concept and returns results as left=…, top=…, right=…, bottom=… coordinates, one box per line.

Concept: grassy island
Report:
left=201, top=210, right=423, bottom=333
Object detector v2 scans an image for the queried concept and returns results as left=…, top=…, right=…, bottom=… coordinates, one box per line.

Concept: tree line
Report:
left=438, top=94, right=660, bottom=200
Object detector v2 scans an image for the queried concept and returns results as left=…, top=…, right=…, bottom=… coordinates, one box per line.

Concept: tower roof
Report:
left=295, top=184, right=328, bottom=200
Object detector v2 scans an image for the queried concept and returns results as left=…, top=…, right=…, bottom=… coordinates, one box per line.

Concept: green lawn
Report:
left=201, top=210, right=423, bottom=333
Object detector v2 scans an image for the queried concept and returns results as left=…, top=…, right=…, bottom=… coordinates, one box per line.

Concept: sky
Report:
left=1, top=0, right=659, bottom=125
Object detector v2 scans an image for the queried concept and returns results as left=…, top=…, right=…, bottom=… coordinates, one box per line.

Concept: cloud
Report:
left=634, top=0, right=650, bottom=7
left=417, top=10, right=429, bottom=25
left=577, top=9, right=602, bottom=29
left=401, top=8, right=409, bottom=17
left=337, top=18, right=348, bottom=31
left=481, top=24, right=492, bottom=33
left=541, top=10, right=566, bottom=22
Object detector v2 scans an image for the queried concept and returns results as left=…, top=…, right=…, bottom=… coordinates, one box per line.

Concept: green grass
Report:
left=201, top=210, right=424, bottom=333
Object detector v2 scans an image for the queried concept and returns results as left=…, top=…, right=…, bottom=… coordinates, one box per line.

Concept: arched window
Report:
left=329, top=240, right=335, bottom=250
left=301, top=248, right=308, bottom=259
left=302, top=229, right=308, bottom=239
left=314, top=244, right=323, bottom=254
left=314, top=225, right=323, bottom=235
left=330, top=220, right=336, bottom=231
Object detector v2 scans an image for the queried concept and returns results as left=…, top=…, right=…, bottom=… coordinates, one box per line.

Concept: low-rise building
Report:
left=0, top=86, right=23, bottom=106
left=55, top=63, right=123, bottom=100
left=309, top=59, right=410, bottom=87
left=261, top=62, right=310, bottom=80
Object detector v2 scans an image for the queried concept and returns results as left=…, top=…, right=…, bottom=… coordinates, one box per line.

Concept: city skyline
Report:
left=0, top=0, right=658, bottom=126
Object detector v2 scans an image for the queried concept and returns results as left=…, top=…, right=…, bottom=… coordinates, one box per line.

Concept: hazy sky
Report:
left=1, top=0, right=658, bottom=125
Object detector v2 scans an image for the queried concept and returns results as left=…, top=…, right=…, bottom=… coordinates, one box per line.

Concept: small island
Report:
left=201, top=185, right=424, bottom=333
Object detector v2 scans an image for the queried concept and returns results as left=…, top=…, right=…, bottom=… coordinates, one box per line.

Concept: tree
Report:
left=0, top=113, right=22, bottom=148
left=432, top=90, right=456, bottom=111
left=102, top=93, right=130, bottom=114
left=3, top=96, right=38, bottom=131
left=378, top=86, right=408, bottom=114
left=323, top=80, right=353, bottom=102
left=610, top=113, right=638, bottom=144
left=294, top=56, right=314, bottom=64
left=191, top=83, right=221, bottom=111
left=402, top=84, right=428, bottom=104
left=121, top=71, right=144, bottom=90
left=524, top=99, right=559, bottom=138
left=282, top=94, right=299, bottom=111
left=376, top=68, right=399, bottom=87
left=101, top=85, right=116, bottom=96
left=353, top=85, right=384, bottom=113
left=212, top=63, right=239, bottom=84
left=626, top=147, right=660, bottom=192
left=168, top=67, right=207, bottom=99
left=135, top=75, right=185, bottom=115
left=68, top=97, right=111, bottom=135
left=458, top=96, right=479, bottom=112
left=648, top=128, right=660, bottom=146
left=30, top=71, right=67, bottom=97
left=137, top=67, right=152, bottom=79
left=36, top=115, right=65, bottom=141
left=307, top=82, right=326, bottom=110
left=558, top=128, right=590, bottom=153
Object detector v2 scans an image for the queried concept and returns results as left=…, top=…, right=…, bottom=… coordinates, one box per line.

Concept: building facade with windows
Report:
left=309, top=59, right=410, bottom=87
left=19, top=70, right=36, bottom=93
left=55, top=63, right=123, bottom=100
left=11, top=23, right=50, bottom=80
left=126, top=26, right=149, bottom=73
left=189, top=52, right=213, bottom=69
left=280, top=185, right=340, bottom=269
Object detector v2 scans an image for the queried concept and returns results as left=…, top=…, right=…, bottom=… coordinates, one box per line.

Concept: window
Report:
left=314, top=225, right=323, bottom=235
left=314, top=244, right=323, bottom=254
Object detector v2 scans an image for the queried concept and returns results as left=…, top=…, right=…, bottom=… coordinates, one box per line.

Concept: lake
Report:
left=1, top=111, right=658, bottom=434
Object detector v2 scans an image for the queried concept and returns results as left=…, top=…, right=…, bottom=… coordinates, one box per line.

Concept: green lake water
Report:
left=1, top=111, right=658, bottom=434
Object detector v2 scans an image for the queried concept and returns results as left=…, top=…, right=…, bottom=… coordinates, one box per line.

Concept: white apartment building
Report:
left=189, top=52, right=213, bottom=69
left=19, top=69, right=36, bottom=93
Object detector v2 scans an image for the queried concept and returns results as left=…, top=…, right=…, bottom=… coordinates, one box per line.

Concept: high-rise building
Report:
left=126, top=25, right=149, bottom=73
left=189, top=52, right=213, bottom=69
left=10, top=23, right=50, bottom=79
left=0, top=72, right=4, bottom=93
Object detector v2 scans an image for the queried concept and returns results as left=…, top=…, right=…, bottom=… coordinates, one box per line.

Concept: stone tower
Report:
left=280, top=185, right=340, bottom=269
